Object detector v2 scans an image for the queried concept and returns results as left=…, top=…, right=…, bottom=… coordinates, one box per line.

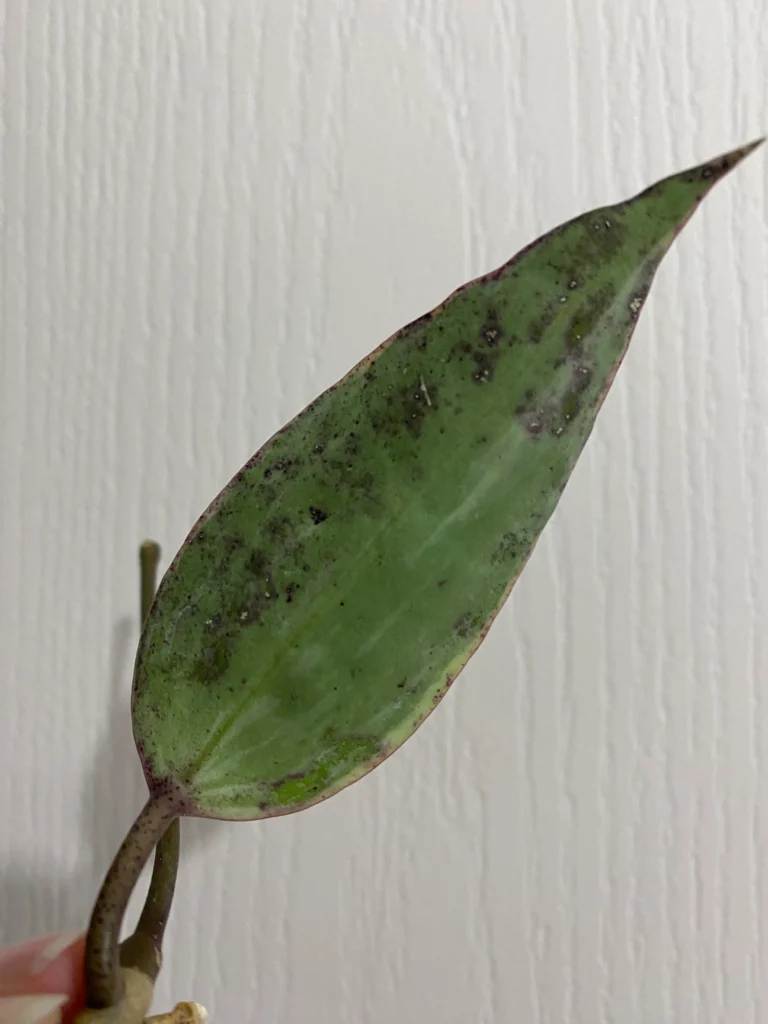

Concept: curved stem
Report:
left=119, top=817, right=181, bottom=983
left=85, top=793, right=180, bottom=1008
left=85, top=540, right=184, bottom=1008
left=134, top=816, right=181, bottom=948
left=121, top=541, right=182, bottom=977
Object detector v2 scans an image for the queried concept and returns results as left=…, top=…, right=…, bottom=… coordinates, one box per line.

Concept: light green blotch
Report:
left=269, top=736, right=381, bottom=806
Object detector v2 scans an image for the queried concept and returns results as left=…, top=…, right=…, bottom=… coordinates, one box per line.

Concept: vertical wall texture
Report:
left=1, top=2, right=767, bottom=1022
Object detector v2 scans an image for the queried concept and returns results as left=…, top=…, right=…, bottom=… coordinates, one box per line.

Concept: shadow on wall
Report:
left=0, top=617, right=222, bottom=946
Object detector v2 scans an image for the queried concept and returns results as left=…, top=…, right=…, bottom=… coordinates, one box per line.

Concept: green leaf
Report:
left=132, top=140, right=762, bottom=820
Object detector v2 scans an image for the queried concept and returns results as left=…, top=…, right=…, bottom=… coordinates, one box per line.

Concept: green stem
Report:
left=125, top=541, right=182, bottom=976
left=139, top=540, right=161, bottom=624
left=84, top=540, right=184, bottom=1008
left=119, top=816, right=181, bottom=984
left=85, top=793, right=180, bottom=1008
left=134, top=815, right=181, bottom=947
left=121, top=541, right=182, bottom=984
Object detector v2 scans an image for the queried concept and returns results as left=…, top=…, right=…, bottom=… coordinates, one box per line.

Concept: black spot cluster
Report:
left=491, top=532, right=520, bottom=565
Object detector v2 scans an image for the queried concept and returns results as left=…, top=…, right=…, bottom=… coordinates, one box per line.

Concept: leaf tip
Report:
left=703, top=136, right=765, bottom=180
left=741, top=135, right=766, bottom=156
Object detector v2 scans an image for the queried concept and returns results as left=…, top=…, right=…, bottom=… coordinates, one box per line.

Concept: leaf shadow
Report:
left=81, top=615, right=222, bottom=887
left=0, top=616, right=222, bottom=948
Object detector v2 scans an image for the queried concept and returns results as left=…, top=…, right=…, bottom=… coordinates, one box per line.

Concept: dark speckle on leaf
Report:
left=492, top=532, right=519, bottom=565
left=520, top=411, right=543, bottom=437
left=480, top=310, right=503, bottom=347
left=204, top=613, right=223, bottom=634
left=449, top=340, right=473, bottom=362
left=453, top=612, right=478, bottom=638
left=397, top=376, right=438, bottom=437
left=528, top=305, right=559, bottom=345
left=472, top=349, right=498, bottom=383
left=247, top=550, right=270, bottom=576
left=309, top=507, right=328, bottom=525
left=573, top=365, right=592, bottom=391
left=192, top=639, right=232, bottom=686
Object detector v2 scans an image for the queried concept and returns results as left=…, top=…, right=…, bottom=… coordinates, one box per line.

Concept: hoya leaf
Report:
left=132, top=140, right=762, bottom=820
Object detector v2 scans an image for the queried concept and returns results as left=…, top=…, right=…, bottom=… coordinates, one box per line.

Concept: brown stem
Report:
left=119, top=541, right=182, bottom=984
left=85, top=793, right=180, bottom=1008
left=84, top=540, right=184, bottom=1008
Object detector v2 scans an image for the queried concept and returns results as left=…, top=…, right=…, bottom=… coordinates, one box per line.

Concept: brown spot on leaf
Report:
left=516, top=388, right=547, bottom=437
left=480, top=309, right=503, bottom=347
left=519, top=410, right=544, bottom=437
left=472, top=349, right=499, bottom=383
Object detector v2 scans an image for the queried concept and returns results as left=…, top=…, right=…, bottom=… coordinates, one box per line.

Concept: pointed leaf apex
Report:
left=692, top=136, right=764, bottom=183
left=739, top=136, right=766, bottom=157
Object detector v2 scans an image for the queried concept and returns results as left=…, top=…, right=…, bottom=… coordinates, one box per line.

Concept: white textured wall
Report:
left=1, top=3, right=767, bottom=1022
